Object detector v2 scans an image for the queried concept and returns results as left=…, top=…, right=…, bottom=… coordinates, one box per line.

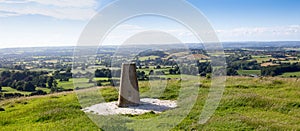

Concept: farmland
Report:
left=1, top=43, right=300, bottom=130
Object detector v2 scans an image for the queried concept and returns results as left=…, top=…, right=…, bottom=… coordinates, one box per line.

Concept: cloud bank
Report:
left=0, top=0, right=98, bottom=20
left=217, top=25, right=300, bottom=41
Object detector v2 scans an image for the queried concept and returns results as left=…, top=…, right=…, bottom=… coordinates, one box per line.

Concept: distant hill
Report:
left=138, top=50, right=167, bottom=57
left=1, top=41, right=300, bottom=55
left=186, top=41, right=300, bottom=49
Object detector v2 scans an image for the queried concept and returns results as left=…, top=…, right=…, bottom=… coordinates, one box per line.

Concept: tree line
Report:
left=261, top=63, right=300, bottom=76
left=0, top=70, right=58, bottom=92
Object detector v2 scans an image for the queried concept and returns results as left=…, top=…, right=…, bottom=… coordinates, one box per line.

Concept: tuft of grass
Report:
left=99, top=87, right=118, bottom=102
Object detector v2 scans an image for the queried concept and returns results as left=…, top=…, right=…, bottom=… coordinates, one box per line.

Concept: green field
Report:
left=280, top=71, right=300, bottom=78
left=1, top=76, right=300, bottom=130
left=252, top=56, right=273, bottom=63
left=1, top=77, right=106, bottom=96
left=237, top=70, right=261, bottom=76
left=138, top=68, right=172, bottom=75
left=1, top=87, right=32, bottom=95
left=58, top=78, right=94, bottom=89
left=139, top=55, right=160, bottom=61
left=93, top=77, right=109, bottom=81
left=1, top=87, right=53, bottom=95
left=30, top=68, right=55, bottom=72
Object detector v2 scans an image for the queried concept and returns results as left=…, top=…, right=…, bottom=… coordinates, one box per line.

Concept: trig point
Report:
left=118, top=63, right=140, bottom=107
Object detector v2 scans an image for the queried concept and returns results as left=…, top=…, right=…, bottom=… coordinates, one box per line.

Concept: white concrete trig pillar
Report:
left=118, top=63, right=140, bottom=107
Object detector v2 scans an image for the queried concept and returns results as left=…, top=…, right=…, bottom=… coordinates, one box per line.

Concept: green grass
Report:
left=0, top=87, right=51, bottom=96
left=1, top=76, right=300, bottom=130
left=237, top=70, right=261, bottom=76
left=139, top=55, right=160, bottom=61
left=99, top=87, right=119, bottom=102
left=252, top=56, right=273, bottom=63
left=93, top=77, right=109, bottom=81
left=35, top=87, right=51, bottom=94
left=138, top=68, right=170, bottom=75
left=280, top=71, right=300, bottom=77
left=1, top=87, right=32, bottom=95
left=0, top=92, right=99, bottom=130
left=30, top=68, right=55, bottom=72
left=57, top=78, right=94, bottom=89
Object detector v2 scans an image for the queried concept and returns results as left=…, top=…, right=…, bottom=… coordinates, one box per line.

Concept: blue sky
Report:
left=192, top=0, right=300, bottom=28
left=0, top=0, right=299, bottom=48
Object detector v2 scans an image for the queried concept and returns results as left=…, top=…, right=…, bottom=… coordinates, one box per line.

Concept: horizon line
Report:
left=1, top=40, right=300, bottom=49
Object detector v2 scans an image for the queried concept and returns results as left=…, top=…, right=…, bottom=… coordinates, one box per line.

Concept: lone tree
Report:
left=51, top=80, right=58, bottom=93
left=47, top=76, right=54, bottom=88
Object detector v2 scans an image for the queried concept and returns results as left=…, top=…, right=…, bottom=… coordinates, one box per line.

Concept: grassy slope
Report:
left=0, top=92, right=99, bottom=130
left=0, top=77, right=300, bottom=130
left=280, top=71, right=300, bottom=77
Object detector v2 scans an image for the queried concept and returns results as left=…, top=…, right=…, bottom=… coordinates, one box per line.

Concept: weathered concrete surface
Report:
left=118, top=63, right=140, bottom=107
left=84, top=98, right=177, bottom=115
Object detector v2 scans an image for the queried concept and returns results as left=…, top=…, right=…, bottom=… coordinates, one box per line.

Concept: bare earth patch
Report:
left=82, top=98, right=177, bottom=115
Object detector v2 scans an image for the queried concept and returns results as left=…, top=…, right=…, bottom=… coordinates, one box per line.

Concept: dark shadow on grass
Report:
left=123, top=101, right=176, bottom=112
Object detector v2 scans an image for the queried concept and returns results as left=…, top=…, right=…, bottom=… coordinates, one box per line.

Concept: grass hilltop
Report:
left=1, top=76, right=300, bottom=130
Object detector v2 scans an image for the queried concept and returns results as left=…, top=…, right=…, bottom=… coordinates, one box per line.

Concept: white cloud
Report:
left=27, top=0, right=97, bottom=8
left=216, top=25, right=300, bottom=41
left=0, top=0, right=97, bottom=7
left=107, top=24, right=300, bottom=43
left=0, top=0, right=98, bottom=20
left=0, top=0, right=28, bottom=4
left=102, top=24, right=200, bottom=45
left=0, top=10, right=18, bottom=17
